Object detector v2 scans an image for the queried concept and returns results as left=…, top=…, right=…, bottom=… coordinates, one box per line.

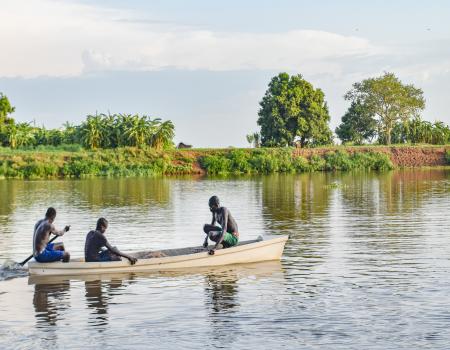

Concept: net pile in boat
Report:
left=133, top=238, right=261, bottom=259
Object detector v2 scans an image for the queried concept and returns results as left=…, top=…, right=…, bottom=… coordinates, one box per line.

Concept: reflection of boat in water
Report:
left=29, top=261, right=284, bottom=337
left=33, top=280, right=71, bottom=327
left=28, top=235, right=288, bottom=277
left=28, top=260, right=284, bottom=285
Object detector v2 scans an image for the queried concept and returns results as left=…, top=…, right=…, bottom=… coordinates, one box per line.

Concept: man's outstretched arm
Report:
left=105, top=242, right=137, bottom=264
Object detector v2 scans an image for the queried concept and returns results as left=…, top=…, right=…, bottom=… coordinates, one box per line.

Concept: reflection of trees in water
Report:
left=33, top=282, right=71, bottom=328
left=204, top=272, right=239, bottom=345
left=338, top=169, right=450, bottom=256
left=261, top=173, right=334, bottom=265
left=261, top=173, right=334, bottom=223
left=0, top=178, right=172, bottom=218
left=0, top=180, right=20, bottom=222
left=340, top=169, right=449, bottom=217
left=76, top=178, right=171, bottom=208
left=379, top=169, right=449, bottom=215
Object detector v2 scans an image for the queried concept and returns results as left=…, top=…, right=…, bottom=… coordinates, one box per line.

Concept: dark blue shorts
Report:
left=35, top=243, right=64, bottom=263
left=96, top=249, right=121, bottom=262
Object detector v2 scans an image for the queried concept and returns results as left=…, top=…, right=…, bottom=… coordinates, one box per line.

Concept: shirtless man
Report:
left=33, top=207, right=70, bottom=263
left=84, top=218, right=137, bottom=264
left=203, top=196, right=239, bottom=255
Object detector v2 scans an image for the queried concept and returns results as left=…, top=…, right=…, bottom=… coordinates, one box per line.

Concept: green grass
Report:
left=0, top=147, right=194, bottom=179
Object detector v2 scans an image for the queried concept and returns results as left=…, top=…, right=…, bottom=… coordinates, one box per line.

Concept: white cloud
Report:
left=0, top=0, right=383, bottom=78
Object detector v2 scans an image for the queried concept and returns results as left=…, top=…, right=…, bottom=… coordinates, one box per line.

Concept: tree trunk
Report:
left=300, top=136, right=306, bottom=148
left=386, top=127, right=392, bottom=145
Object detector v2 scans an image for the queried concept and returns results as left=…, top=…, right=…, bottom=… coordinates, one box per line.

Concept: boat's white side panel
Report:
left=28, top=235, right=288, bottom=276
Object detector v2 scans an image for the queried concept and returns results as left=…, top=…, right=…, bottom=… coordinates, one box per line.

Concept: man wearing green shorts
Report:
left=203, top=196, right=239, bottom=255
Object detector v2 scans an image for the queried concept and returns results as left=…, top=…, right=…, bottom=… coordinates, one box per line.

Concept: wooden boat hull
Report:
left=28, top=235, right=288, bottom=276
left=28, top=261, right=284, bottom=285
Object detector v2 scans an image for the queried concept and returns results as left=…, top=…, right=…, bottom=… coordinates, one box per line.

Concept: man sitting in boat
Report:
left=85, top=218, right=137, bottom=264
left=33, top=207, right=71, bottom=263
left=203, top=196, right=239, bottom=255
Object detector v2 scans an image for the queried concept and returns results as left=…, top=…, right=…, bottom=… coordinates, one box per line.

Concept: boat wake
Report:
left=0, top=260, right=28, bottom=281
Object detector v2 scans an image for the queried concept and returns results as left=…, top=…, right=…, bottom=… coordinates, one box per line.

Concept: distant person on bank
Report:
left=33, top=207, right=71, bottom=263
left=203, top=196, right=239, bottom=255
left=85, top=218, right=137, bottom=264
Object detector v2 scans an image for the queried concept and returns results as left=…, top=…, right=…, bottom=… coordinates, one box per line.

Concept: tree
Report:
left=81, top=114, right=104, bottom=149
left=336, top=101, right=377, bottom=144
left=0, top=93, right=15, bottom=124
left=246, top=132, right=261, bottom=148
left=150, top=120, right=175, bottom=150
left=0, top=93, right=16, bottom=146
left=125, top=115, right=155, bottom=148
left=257, top=73, right=333, bottom=147
left=345, top=72, right=425, bottom=145
left=7, top=122, right=35, bottom=149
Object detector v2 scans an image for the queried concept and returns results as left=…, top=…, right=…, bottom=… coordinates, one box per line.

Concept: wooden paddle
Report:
left=19, top=234, right=59, bottom=266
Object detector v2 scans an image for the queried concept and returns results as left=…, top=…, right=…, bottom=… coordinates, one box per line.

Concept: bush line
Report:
left=200, top=149, right=393, bottom=174
left=0, top=147, right=395, bottom=179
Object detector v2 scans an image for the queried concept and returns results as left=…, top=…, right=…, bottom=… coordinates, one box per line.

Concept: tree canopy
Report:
left=344, top=72, right=425, bottom=145
left=0, top=93, right=15, bottom=126
left=335, top=101, right=377, bottom=145
left=257, top=73, right=333, bottom=147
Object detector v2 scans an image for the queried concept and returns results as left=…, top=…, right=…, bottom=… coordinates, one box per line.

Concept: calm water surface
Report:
left=0, top=169, right=449, bottom=349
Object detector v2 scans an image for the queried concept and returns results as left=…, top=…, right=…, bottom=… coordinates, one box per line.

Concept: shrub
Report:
left=292, top=156, right=310, bottom=172
left=228, top=149, right=251, bottom=173
left=200, top=155, right=232, bottom=174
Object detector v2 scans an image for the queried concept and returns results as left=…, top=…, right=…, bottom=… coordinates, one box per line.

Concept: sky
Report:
left=0, top=0, right=449, bottom=147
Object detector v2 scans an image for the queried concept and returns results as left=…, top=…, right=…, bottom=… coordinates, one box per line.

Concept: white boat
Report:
left=28, top=235, right=288, bottom=276
left=28, top=260, right=284, bottom=285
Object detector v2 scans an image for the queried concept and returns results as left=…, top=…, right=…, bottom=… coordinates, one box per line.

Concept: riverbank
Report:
left=0, top=145, right=448, bottom=179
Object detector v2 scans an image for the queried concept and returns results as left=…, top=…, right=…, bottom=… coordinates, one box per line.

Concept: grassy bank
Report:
left=0, top=147, right=195, bottom=179
left=0, top=145, right=448, bottom=179
left=199, top=149, right=393, bottom=174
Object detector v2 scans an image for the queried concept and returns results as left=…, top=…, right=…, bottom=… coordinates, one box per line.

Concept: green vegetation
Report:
left=0, top=147, right=194, bottom=179
left=252, top=72, right=449, bottom=148
left=389, top=118, right=450, bottom=145
left=246, top=132, right=261, bottom=148
left=257, top=73, right=333, bottom=148
left=0, top=107, right=175, bottom=150
left=335, top=101, right=377, bottom=145
left=0, top=147, right=396, bottom=179
left=1, top=68, right=449, bottom=181
left=200, top=149, right=393, bottom=175
left=342, top=72, right=426, bottom=145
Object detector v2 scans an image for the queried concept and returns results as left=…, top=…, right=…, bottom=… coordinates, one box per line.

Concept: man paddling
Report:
left=203, top=196, right=239, bottom=255
left=85, top=218, right=137, bottom=264
left=33, top=207, right=71, bottom=263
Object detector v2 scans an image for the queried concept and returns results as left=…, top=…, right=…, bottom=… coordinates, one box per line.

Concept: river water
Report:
left=0, top=169, right=449, bottom=349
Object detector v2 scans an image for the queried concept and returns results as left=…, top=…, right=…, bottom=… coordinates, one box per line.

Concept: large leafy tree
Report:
left=0, top=93, right=15, bottom=124
left=257, top=73, right=333, bottom=147
left=345, top=72, right=425, bottom=145
left=0, top=93, right=16, bottom=146
left=336, top=101, right=377, bottom=144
